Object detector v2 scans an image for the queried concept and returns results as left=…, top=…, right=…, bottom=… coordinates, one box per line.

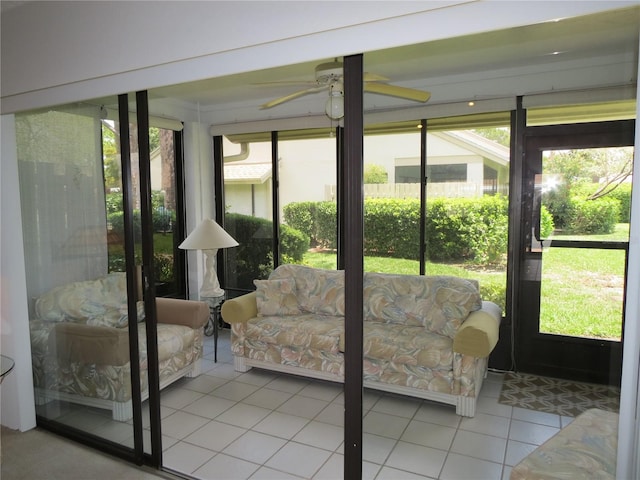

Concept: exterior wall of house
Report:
left=228, top=132, right=501, bottom=220
left=226, top=183, right=272, bottom=219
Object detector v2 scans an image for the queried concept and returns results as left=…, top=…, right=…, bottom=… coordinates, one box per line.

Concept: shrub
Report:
left=479, top=280, right=506, bottom=315
left=283, top=201, right=315, bottom=241
left=225, top=213, right=310, bottom=289
left=107, top=253, right=174, bottom=284
left=280, top=223, right=310, bottom=262
left=108, top=210, right=142, bottom=239
left=425, top=196, right=509, bottom=265
left=153, top=207, right=175, bottom=233
left=543, top=184, right=572, bottom=229
left=285, top=195, right=529, bottom=266
left=540, top=206, right=555, bottom=238
left=106, top=192, right=123, bottom=214
left=315, top=201, right=338, bottom=249
left=550, top=181, right=631, bottom=224
left=364, top=164, right=388, bottom=184
left=568, top=197, right=620, bottom=234
left=364, top=198, right=420, bottom=259
left=606, top=183, right=632, bottom=223
left=283, top=201, right=337, bottom=248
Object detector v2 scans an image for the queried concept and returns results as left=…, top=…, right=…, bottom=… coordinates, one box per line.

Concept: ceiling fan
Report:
left=257, top=60, right=431, bottom=119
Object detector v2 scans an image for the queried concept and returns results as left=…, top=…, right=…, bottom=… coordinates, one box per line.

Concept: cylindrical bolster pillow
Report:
left=453, top=301, right=502, bottom=357
left=51, top=323, right=130, bottom=366
left=156, top=297, right=209, bottom=329
left=221, top=292, right=258, bottom=324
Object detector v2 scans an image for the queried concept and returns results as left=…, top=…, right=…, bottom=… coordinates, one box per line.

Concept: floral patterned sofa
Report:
left=221, top=264, right=501, bottom=417
left=29, top=272, right=209, bottom=421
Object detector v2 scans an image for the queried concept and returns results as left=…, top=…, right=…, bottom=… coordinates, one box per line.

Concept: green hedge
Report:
left=225, top=213, right=310, bottom=289
left=284, top=195, right=549, bottom=265
left=546, top=182, right=631, bottom=229
left=283, top=201, right=337, bottom=248
left=426, top=196, right=509, bottom=264
left=567, top=197, right=620, bottom=234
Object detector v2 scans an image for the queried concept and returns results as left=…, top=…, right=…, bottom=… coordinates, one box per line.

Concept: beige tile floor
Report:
left=34, top=329, right=577, bottom=479
left=158, top=330, right=574, bottom=479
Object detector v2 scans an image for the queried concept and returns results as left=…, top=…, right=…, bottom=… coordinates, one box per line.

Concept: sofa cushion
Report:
left=345, top=323, right=454, bottom=370
left=245, top=314, right=344, bottom=354
left=363, top=272, right=481, bottom=338
left=270, top=265, right=344, bottom=316
left=254, top=278, right=302, bottom=316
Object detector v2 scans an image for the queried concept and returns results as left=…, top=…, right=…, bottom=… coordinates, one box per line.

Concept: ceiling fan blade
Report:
left=260, top=85, right=328, bottom=109
left=364, top=82, right=431, bottom=103
left=253, top=80, right=319, bottom=87
left=363, top=72, right=389, bottom=82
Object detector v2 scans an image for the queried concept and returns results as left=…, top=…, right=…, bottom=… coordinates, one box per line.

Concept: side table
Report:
left=201, top=294, right=225, bottom=362
left=0, top=354, right=15, bottom=383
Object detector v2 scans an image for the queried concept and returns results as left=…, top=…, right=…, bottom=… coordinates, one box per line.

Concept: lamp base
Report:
left=200, top=286, right=225, bottom=298
left=200, top=249, right=224, bottom=298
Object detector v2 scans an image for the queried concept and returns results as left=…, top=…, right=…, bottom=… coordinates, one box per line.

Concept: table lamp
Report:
left=178, top=219, right=239, bottom=298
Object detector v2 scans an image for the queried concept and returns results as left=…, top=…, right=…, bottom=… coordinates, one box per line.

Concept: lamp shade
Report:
left=178, top=219, right=239, bottom=250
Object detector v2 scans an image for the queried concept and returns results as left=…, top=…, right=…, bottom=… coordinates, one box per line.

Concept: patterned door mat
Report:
left=498, top=372, right=620, bottom=417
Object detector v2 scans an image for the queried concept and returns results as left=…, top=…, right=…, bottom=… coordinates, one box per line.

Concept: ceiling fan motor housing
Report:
left=315, top=61, right=343, bottom=84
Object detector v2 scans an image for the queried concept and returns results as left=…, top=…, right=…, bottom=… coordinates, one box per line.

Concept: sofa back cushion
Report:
left=254, top=278, right=302, bottom=316
left=363, top=272, right=481, bottom=338
left=269, top=265, right=345, bottom=316
left=34, top=273, right=143, bottom=328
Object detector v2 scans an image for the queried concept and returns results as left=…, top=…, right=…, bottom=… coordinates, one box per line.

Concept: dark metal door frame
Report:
left=516, top=119, right=634, bottom=385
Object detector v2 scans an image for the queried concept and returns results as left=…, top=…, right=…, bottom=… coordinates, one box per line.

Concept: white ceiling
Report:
left=112, top=5, right=639, bottom=126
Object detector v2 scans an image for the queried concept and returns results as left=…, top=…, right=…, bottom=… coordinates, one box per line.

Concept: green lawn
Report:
left=539, top=225, right=627, bottom=340
left=301, top=224, right=628, bottom=340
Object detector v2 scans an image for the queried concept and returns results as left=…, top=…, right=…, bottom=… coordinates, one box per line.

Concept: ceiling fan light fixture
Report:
left=325, top=82, right=344, bottom=120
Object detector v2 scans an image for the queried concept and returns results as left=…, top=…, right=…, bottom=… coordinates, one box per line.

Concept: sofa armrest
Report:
left=453, top=301, right=502, bottom=357
left=51, top=323, right=130, bottom=366
left=156, top=297, right=209, bottom=329
left=220, top=292, right=258, bottom=324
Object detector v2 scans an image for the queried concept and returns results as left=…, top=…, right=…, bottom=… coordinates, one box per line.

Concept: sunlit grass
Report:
left=540, top=247, right=624, bottom=340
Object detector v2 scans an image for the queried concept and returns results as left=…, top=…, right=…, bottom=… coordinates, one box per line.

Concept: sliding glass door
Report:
left=17, top=101, right=139, bottom=454
left=17, top=92, right=168, bottom=465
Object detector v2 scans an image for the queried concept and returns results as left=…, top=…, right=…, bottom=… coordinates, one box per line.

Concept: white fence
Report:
left=325, top=182, right=486, bottom=200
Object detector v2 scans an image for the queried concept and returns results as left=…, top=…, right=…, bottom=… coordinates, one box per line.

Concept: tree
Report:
left=584, top=147, right=633, bottom=200
left=160, top=128, right=175, bottom=208
left=545, top=147, right=633, bottom=197
left=364, top=164, right=388, bottom=184
left=542, top=147, right=633, bottom=229
left=102, top=120, right=121, bottom=190
left=472, top=127, right=510, bottom=147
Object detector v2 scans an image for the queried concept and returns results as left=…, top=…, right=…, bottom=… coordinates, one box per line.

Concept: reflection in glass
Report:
left=17, top=105, right=136, bottom=444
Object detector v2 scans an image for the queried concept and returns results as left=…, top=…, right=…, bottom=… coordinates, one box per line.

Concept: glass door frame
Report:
left=516, top=119, right=635, bottom=385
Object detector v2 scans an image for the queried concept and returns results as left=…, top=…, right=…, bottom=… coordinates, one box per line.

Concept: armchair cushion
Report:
left=34, top=273, right=146, bottom=328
